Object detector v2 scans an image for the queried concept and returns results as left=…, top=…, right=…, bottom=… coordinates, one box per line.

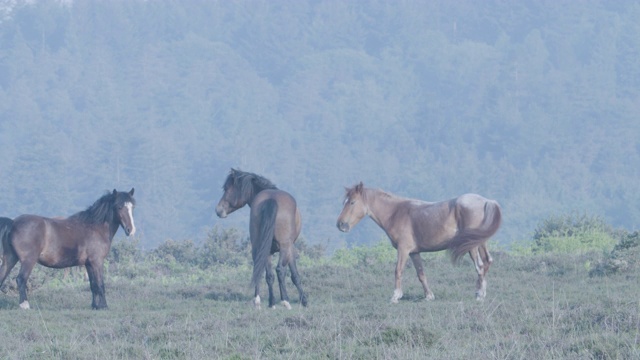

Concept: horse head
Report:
left=216, top=169, right=246, bottom=218
left=114, top=188, right=136, bottom=236
left=337, top=182, right=368, bottom=232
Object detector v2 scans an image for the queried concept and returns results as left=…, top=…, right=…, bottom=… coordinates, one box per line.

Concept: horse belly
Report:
left=413, top=216, right=458, bottom=252
left=38, top=247, right=82, bottom=268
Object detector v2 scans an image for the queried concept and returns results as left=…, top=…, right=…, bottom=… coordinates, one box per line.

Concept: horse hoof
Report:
left=390, top=289, right=403, bottom=303
left=19, top=301, right=30, bottom=310
left=426, top=293, right=435, bottom=301
left=281, top=301, right=292, bottom=310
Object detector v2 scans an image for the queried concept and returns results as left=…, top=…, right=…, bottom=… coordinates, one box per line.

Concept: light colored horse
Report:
left=336, top=182, right=501, bottom=302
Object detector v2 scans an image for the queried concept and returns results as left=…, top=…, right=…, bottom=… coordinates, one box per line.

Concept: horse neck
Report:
left=364, top=188, right=403, bottom=229
left=108, top=220, right=120, bottom=240
left=245, top=185, right=272, bottom=208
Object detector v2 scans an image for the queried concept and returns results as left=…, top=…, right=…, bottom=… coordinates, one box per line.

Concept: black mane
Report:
left=223, top=169, right=277, bottom=203
left=70, top=190, right=136, bottom=225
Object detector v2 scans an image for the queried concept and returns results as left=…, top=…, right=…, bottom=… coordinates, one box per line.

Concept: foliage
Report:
left=0, top=1, right=639, bottom=252
left=528, top=213, right=620, bottom=254
left=330, top=237, right=398, bottom=267
left=149, top=227, right=251, bottom=269
left=590, top=231, right=640, bottom=276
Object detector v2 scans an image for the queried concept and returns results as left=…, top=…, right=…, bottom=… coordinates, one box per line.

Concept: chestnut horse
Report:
left=215, top=169, right=307, bottom=309
left=337, top=182, right=501, bottom=302
left=0, top=189, right=136, bottom=310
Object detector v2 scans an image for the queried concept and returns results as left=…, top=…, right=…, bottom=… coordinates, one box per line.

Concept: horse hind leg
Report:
left=264, top=254, right=278, bottom=309
left=0, top=250, right=19, bottom=291
left=479, top=243, right=493, bottom=276
left=289, top=259, right=307, bottom=307
left=275, top=253, right=292, bottom=309
left=469, top=247, right=487, bottom=301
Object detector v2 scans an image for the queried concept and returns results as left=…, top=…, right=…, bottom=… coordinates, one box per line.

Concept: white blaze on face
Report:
left=125, top=202, right=136, bottom=236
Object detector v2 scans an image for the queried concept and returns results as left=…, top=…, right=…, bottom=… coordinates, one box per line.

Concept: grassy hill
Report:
left=1, top=231, right=638, bottom=359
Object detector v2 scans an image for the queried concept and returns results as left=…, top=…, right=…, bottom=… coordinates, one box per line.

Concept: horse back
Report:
left=250, top=189, right=301, bottom=241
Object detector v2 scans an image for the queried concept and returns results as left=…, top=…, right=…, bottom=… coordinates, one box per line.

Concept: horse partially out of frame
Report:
left=336, top=182, right=501, bottom=302
left=0, top=189, right=136, bottom=310
left=215, top=169, right=307, bottom=309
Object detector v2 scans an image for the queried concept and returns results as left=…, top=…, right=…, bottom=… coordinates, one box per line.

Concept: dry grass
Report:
left=0, top=252, right=638, bottom=359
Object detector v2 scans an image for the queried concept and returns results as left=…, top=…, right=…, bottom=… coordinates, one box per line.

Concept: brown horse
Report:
left=336, top=182, right=501, bottom=302
left=215, top=169, right=307, bottom=309
left=0, top=189, right=136, bottom=310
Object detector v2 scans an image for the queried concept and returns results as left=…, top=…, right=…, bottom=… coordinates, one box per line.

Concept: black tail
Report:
left=251, top=199, right=278, bottom=287
left=449, top=201, right=502, bottom=263
left=0, top=217, right=14, bottom=255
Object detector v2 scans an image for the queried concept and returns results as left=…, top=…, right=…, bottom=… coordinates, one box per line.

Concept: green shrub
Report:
left=150, top=239, right=198, bottom=264
left=330, top=238, right=397, bottom=267
left=530, top=213, right=619, bottom=254
left=294, top=237, right=327, bottom=260
left=590, top=231, right=640, bottom=276
left=198, top=227, right=251, bottom=268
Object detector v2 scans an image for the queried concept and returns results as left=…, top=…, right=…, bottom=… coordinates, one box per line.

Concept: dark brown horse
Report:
left=215, top=169, right=307, bottom=309
left=336, top=182, right=501, bottom=302
left=0, top=189, right=136, bottom=310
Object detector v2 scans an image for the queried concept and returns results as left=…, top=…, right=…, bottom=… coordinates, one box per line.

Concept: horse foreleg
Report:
left=16, top=258, right=37, bottom=310
left=391, top=249, right=410, bottom=303
left=86, top=262, right=108, bottom=310
left=469, top=248, right=487, bottom=300
left=289, top=260, right=308, bottom=307
left=410, top=253, right=434, bottom=301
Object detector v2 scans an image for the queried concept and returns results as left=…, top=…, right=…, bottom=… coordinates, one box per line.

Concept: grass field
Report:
left=0, top=248, right=639, bottom=359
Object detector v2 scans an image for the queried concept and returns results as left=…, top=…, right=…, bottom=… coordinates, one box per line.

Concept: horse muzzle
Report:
left=123, top=226, right=135, bottom=237
left=215, top=205, right=227, bottom=218
left=337, top=221, right=350, bottom=232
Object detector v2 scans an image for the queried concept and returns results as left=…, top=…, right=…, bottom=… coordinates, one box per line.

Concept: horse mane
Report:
left=345, top=182, right=396, bottom=202
left=224, top=169, right=278, bottom=202
left=70, top=191, right=135, bottom=225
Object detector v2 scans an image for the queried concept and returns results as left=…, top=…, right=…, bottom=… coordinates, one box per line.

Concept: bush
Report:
left=198, top=227, right=251, bottom=268
left=590, top=231, right=640, bottom=276
left=150, top=239, right=199, bottom=264
left=330, top=238, right=397, bottom=267
left=295, top=237, right=327, bottom=260
left=531, top=213, right=620, bottom=254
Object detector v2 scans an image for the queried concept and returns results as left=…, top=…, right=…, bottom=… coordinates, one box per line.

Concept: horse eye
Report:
left=350, top=200, right=356, bottom=205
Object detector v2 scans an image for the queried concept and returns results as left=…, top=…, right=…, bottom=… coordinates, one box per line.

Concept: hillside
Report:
left=1, top=1, right=639, bottom=249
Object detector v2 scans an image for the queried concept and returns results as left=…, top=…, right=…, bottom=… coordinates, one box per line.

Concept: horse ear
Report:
left=129, top=188, right=135, bottom=196
left=356, top=182, right=364, bottom=192
left=112, top=189, right=117, bottom=195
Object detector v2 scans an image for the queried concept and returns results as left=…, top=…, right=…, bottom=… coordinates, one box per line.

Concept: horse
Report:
left=0, top=189, right=136, bottom=310
left=215, top=169, right=307, bottom=309
left=336, top=182, right=501, bottom=303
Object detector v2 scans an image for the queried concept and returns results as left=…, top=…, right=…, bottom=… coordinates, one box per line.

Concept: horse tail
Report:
left=449, top=201, right=502, bottom=263
left=0, top=217, right=14, bottom=254
left=251, top=199, right=278, bottom=287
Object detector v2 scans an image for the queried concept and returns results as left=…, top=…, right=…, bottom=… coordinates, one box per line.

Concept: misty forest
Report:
left=1, top=0, right=639, bottom=252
